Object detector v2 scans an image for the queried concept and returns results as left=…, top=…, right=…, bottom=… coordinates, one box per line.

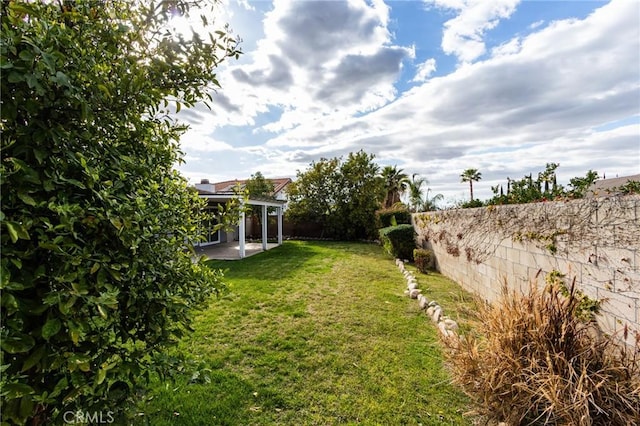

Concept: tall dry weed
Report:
left=443, top=277, right=640, bottom=425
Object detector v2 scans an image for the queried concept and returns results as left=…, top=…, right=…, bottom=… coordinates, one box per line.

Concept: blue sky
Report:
left=174, top=0, right=640, bottom=204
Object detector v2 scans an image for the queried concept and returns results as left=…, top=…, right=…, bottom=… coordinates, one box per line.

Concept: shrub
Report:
left=443, top=278, right=640, bottom=425
left=459, top=199, right=484, bottom=209
left=379, top=225, right=416, bottom=261
left=413, top=249, right=433, bottom=273
left=375, top=206, right=411, bottom=228
left=1, top=1, right=238, bottom=423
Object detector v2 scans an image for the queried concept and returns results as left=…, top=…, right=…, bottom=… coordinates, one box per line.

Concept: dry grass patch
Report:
left=443, top=273, right=640, bottom=425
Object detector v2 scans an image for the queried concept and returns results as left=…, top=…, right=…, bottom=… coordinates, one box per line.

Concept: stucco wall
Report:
left=413, top=195, right=640, bottom=345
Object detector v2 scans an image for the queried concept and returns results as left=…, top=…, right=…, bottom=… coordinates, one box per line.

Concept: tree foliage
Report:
left=460, top=168, right=482, bottom=202
left=407, top=174, right=427, bottom=212
left=0, top=0, right=239, bottom=423
left=480, top=165, right=609, bottom=207
left=381, top=165, right=409, bottom=208
left=287, top=151, right=383, bottom=240
left=567, top=170, right=598, bottom=198
left=245, top=171, right=274, bottom=199
left=244, top=171, right=275, bottom=223
left=337, top=151, right=384, bottom=240
left=287, top=157, right=341, bottom=236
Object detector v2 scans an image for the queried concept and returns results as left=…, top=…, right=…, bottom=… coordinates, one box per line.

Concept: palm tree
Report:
left=407, top=174, right=427, bottom=212
left=381, top=165, right=409, bottom=208
left=460, top=168, right=482, bottom=201
left=422, top=189, right=444, bottom=211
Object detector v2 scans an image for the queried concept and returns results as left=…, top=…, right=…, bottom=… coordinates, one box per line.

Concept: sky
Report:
left=172, top=0, right=640, bottom=205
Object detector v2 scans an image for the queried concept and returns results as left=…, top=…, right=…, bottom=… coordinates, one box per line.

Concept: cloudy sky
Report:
left=174, top=0, right=640, bottom=204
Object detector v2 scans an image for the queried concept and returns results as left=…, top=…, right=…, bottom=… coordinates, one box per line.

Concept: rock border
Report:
left=395, top=258, right=459, bottom=338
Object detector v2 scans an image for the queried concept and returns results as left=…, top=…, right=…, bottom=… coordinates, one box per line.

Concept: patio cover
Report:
left=198, top=193, right=285, bottom=258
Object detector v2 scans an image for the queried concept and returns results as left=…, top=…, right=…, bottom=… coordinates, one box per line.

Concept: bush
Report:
left=379, top=225, right=416, bottom=261
left=376, top=207, right=411, bottom=228
left=459, top=199, right=484, bottom=209
left=443, top=278, right=640, bottom=425
left=413, top=249, right=432, bottom=273
left=1, top=1, right=238, bottom=423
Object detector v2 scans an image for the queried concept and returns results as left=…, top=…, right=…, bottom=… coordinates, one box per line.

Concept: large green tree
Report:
left=0, top=1, right=239, bottom=423
left=335, top=150, right=383, bottom=240
left=287, top=157, right=342, bottom=238
left=287, top=151, right=383, bottom=240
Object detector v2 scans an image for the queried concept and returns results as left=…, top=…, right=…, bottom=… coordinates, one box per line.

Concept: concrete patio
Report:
left=195, top=241, right=280, bottom=260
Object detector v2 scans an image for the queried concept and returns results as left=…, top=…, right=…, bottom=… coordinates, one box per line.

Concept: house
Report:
left=586, top=174, right=640, bottom=197
left=193, top=177, right=291, bottom=258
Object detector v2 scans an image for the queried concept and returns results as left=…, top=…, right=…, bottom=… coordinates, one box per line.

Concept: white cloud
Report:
left=411, top=58, right=437, bottom=82
left=215, top=0, right=413, bottom=131
left=427, top=0, right=520, bottom=63
left=491, top=37, right=521, bottom=56
left=252, top=0, right=638, bottom=200
left=529, top=19, right=544, bottom=30
left=178, top=0, right=639, bottom=202
left=179, top=130, right=234, bottom=152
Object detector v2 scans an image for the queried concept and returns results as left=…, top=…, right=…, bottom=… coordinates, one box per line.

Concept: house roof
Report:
left=210, top=177, right=292, bottom=195
left=198, top=192, right=285, bottom=207
left=586, top=174, right=640, bottom=197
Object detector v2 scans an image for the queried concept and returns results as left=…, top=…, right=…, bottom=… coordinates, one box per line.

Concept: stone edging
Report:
left=395, top=258, right=459, bottom=338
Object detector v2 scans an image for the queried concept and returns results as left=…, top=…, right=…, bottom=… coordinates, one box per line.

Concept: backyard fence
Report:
left=413, top=195, right=640, bottom=346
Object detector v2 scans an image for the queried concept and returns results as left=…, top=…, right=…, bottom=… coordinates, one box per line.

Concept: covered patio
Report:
left=195, top=241, right=281, bottom=260
left=196, top=192, right=285, bottom=259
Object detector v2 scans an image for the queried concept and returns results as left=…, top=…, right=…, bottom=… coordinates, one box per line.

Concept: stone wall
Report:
left=413, top=195, right=640, bottom=345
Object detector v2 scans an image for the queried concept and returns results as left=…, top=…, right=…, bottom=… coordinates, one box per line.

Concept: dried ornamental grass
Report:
left=443, top=277, right=640, bottom=425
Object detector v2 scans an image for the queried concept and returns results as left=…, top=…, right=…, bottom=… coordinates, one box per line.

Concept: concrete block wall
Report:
left=413, top=195, right=640, bottom=345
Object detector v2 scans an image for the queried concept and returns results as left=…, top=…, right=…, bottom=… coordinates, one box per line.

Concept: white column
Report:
left=277, top=206, right=283, bottom=245
left=262, top=205, right=268, bottom=250
left=239, top=210, right=246, bottom=258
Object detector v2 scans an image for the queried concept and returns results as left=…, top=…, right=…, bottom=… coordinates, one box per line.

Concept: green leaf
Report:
left=21, top=345, right=46, bottom=372
left=19, top=396, right=35, bottom=420
left=9, top=2, right=39, bottom=17
left=1, top=335, right=35, bottom=354
left=49, top=377, right=68, bottom=398
left=97, top=304, right=107, bottom=319
left=71, top=282, right=89, bottom=295
left=42, top=319, right=62, bottom=340
left=97, top=84, right=111, bottom=97
left=58, top=296, right=77, bottom=315
left=4, top=222, right=29, bottom=243
left=17, top=190, right=36, bottom=206
left=52, top=71, right=70, bottom=87
left=7, top=71, right=24, bottom=83
left=18, top=50, right=34, bottom=62
left=2, top=383, right=35, bottom=399
left=5, top=222, right=19, bottom=243
left=96, top=367, right=107, bottom=385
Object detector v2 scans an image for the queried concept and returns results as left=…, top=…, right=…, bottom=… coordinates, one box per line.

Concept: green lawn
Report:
left=135, top=241, right=476, bottom=425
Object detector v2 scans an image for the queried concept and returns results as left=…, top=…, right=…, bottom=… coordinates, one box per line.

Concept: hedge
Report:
left=379, top=224, right=416, bottom=261
left=376, top=207, right=411, bottom=228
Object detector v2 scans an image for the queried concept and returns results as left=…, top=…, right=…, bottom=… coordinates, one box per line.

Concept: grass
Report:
left=134, top=241, right=477, bottom=425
